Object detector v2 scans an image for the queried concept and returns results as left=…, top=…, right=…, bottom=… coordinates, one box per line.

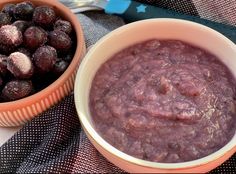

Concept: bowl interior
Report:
left=75, top=19, right=236, bottom=169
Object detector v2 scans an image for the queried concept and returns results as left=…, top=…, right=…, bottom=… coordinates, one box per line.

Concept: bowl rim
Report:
left=74, top=18, right=236, bottom=169
left=0, top=0, right=85, bottom=110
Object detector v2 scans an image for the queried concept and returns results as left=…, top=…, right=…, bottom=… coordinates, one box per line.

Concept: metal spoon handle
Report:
left=59, top=0, right=94, bottom=8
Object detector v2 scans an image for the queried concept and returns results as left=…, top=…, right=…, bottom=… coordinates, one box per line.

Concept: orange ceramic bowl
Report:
left=0, top=0, right=86, bottom=127
left=74, top=19, right=236, bottom=173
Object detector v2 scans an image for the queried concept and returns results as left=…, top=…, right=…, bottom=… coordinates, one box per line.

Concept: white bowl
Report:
left=74, top=19, right=236, bottom=173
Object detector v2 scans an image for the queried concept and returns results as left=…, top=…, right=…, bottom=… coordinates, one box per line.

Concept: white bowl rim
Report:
left=74, top=18, right=236, bottom=170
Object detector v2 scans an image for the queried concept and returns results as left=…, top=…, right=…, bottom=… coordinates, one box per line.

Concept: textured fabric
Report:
left=137, top=0, right=236, bottom=26
left=0, top=1, right=235, bottom=173
left=0, top=96, right=124, bottom=173
left=137, top=0, right=199, bottom=16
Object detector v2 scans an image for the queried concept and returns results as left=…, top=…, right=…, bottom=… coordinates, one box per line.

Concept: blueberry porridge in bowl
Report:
left=89, top=39, right=236, bottom=163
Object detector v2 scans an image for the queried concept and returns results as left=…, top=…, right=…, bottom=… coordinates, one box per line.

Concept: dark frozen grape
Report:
left=0, top=12, right=11, bottom=27
left=53, top=59, right=69, bottom=75
left=62, top=53, right=74, bottom=62
left=7, top=52, right=34, bottom=79
left=0, top=43, right=15, bottom=55
left=0, top=25, right=23, bottom=47
left=54, top=19, right=72, bottom=35
left=12, top=20, right=31, bottom=32
left=0, top=76, right=2, bottom=86
left=49, top=30, right=72, bottom=52
left=0, top=54, right=8, bottom=76
left=33, top=45, right=57, bottom=73
left=2, top=80, right=33, bottom=101
left=17, top=47, right=31, bottom=58
left=13, top=1, right=34, bottom=20
left=24, top=26, right=47, bottom=50
left=2, top=3, right=15, bottom=17
left=33, top=6, right=56, bottom=28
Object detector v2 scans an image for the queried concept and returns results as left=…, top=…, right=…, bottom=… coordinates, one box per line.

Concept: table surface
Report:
left=0, top=127, right=22, bottom=147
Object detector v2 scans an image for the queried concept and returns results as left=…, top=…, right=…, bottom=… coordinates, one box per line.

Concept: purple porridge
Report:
left=89, top=40, right=236, bottom=163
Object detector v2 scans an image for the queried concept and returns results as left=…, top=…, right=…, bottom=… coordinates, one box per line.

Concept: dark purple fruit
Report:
left=0, top=25, right=23, bottom=47
left=17, top=47, right=31, bottom=58
left=0, top=3, right=77, bottom=102
left=13, top=1, right=34, bottom=20
left=53, top=59, right=69, bottom=76
left=12, top=20, right=31, bottom=32
left=31, top=72, right=54, bottom=91
left=49, top=30, right=72, bottom=52
left=0, top=76, right=2, bottom=86
left=0, top=54, right=8, bottom=76
left=54, top=19, right=72, bottom=35
left=0, top=12, right=11, bottom=27
left=0, top=43, right=15, bottom=55
left=24, top=26, right=47, bottom=50
left=33, top=45, right=57, bottom=73
left=2, top=80, right=33, bottom=101
left=2, top=3, right=15, bottom=17
left=7, top=52, right=34, bottom=79
left=33, top=6, right=56, bottom=28
left=62, top=53, right=73, bottom=62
